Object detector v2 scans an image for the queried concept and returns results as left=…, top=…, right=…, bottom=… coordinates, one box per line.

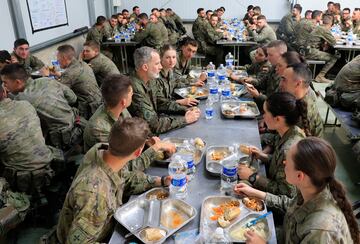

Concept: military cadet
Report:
left=243, top=40, right=287, bottom=108
left=122, top=9, right=130, bottom=21
left=253, top=6, right=262, bottom=15
left=249, top=15, right=277, bottom=44
left=201, top=14, right=226, bottom=66
left=324, top=1, right=335, bottom=15
left=306, top=14, right=339, bottom=83
left=174, top=37, right=206, bottom=87
left=133, top=13, right=163, bottom=50
left=280, top=63, right=324, bottom=137
left=128, top=47, right=201, bottom=134
left=11, top=39, right=45, bottom=74
left=304, top=10, right=313, bottom=20
left=86, top=16, right=106, bottom=45
left=340, top=8, right=353, bottom=32
left=157, top=45, right=199, bottom=107
left=238, top=92, right=306, bottom=198
left=166, top=8, right=186, bottom=35
left=235, top=137, right=358, bottom=244
left=276, top=4, right=302, bottom=46
left=149, top=13, right=169, bottom=45
left=103, top=15, right=119, bottom=40
left=0, top=80, right=53, bottom=197
left=129, top=5, right=140, bottom=22
left=159, top=8, right=179, bottom=45
left=81, top=40, right=120, bottom=86
left=192, top=8, right=207, bottom=52
left=333, top=3, right=342, bottom=24
left=116, top=13, right=128, bottom=30
left=293, top=10, right=320, bottom=53
left=50, top=45, right=102, bottom=119
left=352, top=8, right=360, bottom=36
left=243, top=5, right=254, bottom=26
left=1, top=64, right=82, bottom=150
left=0, top=50, right=11, bottom=71
left=206, top=10, right=213, bottom=22
left=57, top=117, right=172, bottom=243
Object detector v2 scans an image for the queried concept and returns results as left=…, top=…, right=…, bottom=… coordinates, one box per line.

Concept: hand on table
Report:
left=177, top=98, right=199, bottom=107
left=238, top=165, right=255, bottom=180
left=233, top=182, right=266, bottom=199
left=245, top=83, right=260, bottom=98
left=244, top=230, right=266, bottom=244
left=185, top=109, right=201, bottom=124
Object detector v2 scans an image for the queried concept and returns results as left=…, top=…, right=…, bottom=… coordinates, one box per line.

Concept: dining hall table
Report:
left=109, top=97, right=277, bottom=243
left=217, top=40, right=258, bottom=66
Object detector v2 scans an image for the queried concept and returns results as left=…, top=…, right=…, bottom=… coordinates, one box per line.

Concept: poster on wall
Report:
left=26, top=0, right=69, bottom=33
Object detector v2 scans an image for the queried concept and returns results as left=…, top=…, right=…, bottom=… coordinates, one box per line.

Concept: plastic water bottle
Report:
left=225, top=52, right=234, bottom=70
left=124, top=32, right=130, bottom=42
left=347, top=29, right=354, bottom=46
left=221, top=78, right=231, bottom=100
left=217, top=64, right=226, bottom=81
left=220, top=151, right=239, bottom=194
left=169, top=155, right=187, bottom=199
left=205, top=99, right=214, bottom=119
left=208, top=78, right=219, bottom=103
left=181, top=140, right=196, bottom=181
left=207, top=62, right=216, bottom=78
left=115, top=34, right=121, bottom=43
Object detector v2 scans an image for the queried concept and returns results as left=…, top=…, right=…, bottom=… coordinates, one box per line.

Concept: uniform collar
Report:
left=278, top=126, right=304, bottom=148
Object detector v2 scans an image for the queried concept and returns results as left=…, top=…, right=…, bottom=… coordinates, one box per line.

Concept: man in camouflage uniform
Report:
left=11, top=39, right=45, bottom=74
left=201, top=14, right=225, bottom=66
left=1, top=64, right=83, bottom=150
left=133, top=13, right=163, bottom=50
left=340, top=8, right=353, bottom=32
left=51, top=45, right=102, bottom=119
left=306, top=14, right=339, bottom=83
left=352, top=8, right=360, bottom=36
left=158, top=9, right=179, bottom=46
left=83, top=74, right=176, bottom=171
left=166, top=8, right=187, bottom=36
left=280, top=63, right=324, bottom=137
left=129, top=6, right=140, bottom=22
left=0, top=50, right=11, bottom=71
left=86, top=16, right=106, bottom=45
left=192, top=8, right=207, bottom=52
left=57, top=117, right=171, bottom=243
left=81, top=40, right=120, bottom=86
left=248, top=15, right=277, bottom=45
left=128, top=47, right=201, bottom=134
left=149, top=14, right=169, bottom=45
left=276, top=4, right=302, bottom=47
left=103, top=15, right=119, bottom=39
left=0, top=81, right=53, bottom=196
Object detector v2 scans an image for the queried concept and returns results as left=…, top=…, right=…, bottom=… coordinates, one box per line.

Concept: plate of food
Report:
left=174, top=86, right=209, bottom=100
left=189, top=69, right=204, bottom=79
left=206, top=146, right=234, bottom=175
left=221, top=101, right=260, bottom=119
left=242, top=197, right=265, bottom=212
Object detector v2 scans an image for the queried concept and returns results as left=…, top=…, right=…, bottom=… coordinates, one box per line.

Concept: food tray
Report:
left=155, top=137, right=206, bottom=165
left=221, top=101, right=260, bottom=119
left=189, top=69, right=204, bottom=79
left=206, top=146, right=233, bottom=176
left=174, top=87, right=209, bottom=100
left=231, top=83, right=246, bottom=97
left=115, top=187, right=197, bottom=244
left=200, top=196, right=268, bottom=242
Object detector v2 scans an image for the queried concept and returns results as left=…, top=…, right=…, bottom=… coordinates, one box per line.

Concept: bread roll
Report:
left=144, top=228, right=164, bottom=241
left=217, top=215, right=231, bottom=228
left=224, top=207, right=241, bottom=221
left=240, top=144, right=251, bottom=155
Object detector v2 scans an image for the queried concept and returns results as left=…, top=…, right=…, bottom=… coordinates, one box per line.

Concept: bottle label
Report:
left=208, top=72, right=215, bottom=77
left=206, top=108, right=213, bottom=117
left=171, top=177, right=186, bottom=187
left=222, top=90, right=231, bottom=96
left=218, top=75, right=225, bottom=80
left=210, top=88, right=218, bottom=94
left=226, top=60, right=233, bottom=67
left=187, top=160, right=194, bottom=169
left=222, top=166, right=237, bottom=177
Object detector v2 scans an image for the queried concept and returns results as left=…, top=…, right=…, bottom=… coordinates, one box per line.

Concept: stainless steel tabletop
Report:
left=109, top=100, right=277, bottom=244
left=217, top=40, right=257, bottom=46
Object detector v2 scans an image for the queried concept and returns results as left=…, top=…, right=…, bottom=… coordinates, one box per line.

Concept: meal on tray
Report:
left=210, top=200, right=241, bottom=228
left=239, top=144, right=251, bottom=155
left=143, top=227, right=166, bottom=241
left=211, top=151, right=228, bottom=161
left=229, top=219, right=268, bottom=241
left=243, top=197, right=264, bottom=211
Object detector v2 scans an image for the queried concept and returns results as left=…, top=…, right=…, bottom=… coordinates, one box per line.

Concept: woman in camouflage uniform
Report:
left=235, top=137, right=359, bottom=244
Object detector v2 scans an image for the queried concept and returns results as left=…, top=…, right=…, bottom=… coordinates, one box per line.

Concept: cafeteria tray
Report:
left=115, top=187, right=197, bottom=243
left=231, top=83, right=247, bottom=97
left=221, top=100, right=260, bottom=119
left=206, top=146, right=233, bottom=176
left=200, top=196, right=268, bottom=242
left=155, top=137, right=206, bottom=165
left=174, top=86, right=209, bottom=100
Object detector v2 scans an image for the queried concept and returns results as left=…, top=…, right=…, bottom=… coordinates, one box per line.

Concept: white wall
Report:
left=119, top=0, right=290, bottom=21
left=0, top=0, right=17, bottom=51
left=297, top=0, right=359, bottom=14
left=94, top=0, right=107, bottom=18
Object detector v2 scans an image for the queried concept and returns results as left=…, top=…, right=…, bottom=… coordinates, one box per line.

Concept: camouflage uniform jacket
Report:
left=301, top=89, right=324, bottom=137
left=58, top=58, right=102, bottom=119
left=128, top=74, right=187, bottom=135
left=254, top=66, right=280, bottom=106
left=294, top=19, right=315, bottom=50
left=86, top=25, right=104, bottom=45
left=334, top=55, right=360, bottom=92
left=57, top=143, right=157, bottom=243
left=254, top=126, right=304, bottom=198
left=353, top=20, right=360, bottom=36
left=249, top=24, right=277, bottom=44
left=83, top=105, right=156, bottom=171
left=276, top=14, right=297, bottom=43
left=86, top=53, right=120, bottom=86
left=12, top=77, right=76, bottom=134
left=0, top=98, right=53, bottom=171
left=133, top=22, right=163, bottom=50
left=11, top=52, right=45, bottom=74
left=202, top=22, right=224, bottom=46
left=156, top=69, right=188, bottom=100
left=265, top=185, right=353, bottom=243
left=308, top=25, right=336, bottom=49
left=192, top=16, right=207, bottom=42
left=245, top=60, right=271, bottom=80
left=155, top=21, right=169, bottom=45
left=103, top=21, right=118, bottom=38
left=170, top=13, right=186, bottom=34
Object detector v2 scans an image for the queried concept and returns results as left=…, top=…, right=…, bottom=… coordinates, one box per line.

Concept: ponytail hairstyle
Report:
left=293, top=137, right=360, bottom=244
left=266, top=92, right=311, bottom=136
left=281, top=51, right=306, bottom=66
left=160, top=44, right=176, bottom=58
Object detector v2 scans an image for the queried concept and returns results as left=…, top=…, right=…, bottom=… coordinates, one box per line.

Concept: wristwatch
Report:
left=248, top=172, right=258, bottom=184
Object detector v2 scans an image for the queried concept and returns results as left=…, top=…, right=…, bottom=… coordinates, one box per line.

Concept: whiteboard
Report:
left=26, top=0, right=69, bottom=33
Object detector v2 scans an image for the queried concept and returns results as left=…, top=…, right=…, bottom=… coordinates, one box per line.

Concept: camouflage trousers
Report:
left=306, top=48, right=338, bottom=74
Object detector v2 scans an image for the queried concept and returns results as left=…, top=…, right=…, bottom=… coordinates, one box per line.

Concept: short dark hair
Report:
left=151, top=8, right=159, bottom=12
left=0, top=63, right=29, bottom=81
left=109, top=117, right=149, bottom=157
left=219, top=6, right=225, bottom=12
left=247, top=5, right=254, bottom=12
left=293, top=4, right=303, bottom=13
left=83, top=40, right=100, bottom=51
left=0, top=50, right=11, bottom=64
left=253, top=6, right=261, bottom=12
left=206, top=10, right=213, bottom=15
left=305, top=10, right=313, bottom=16
left=57, top=45, right=76, bottom=60
left=179, top=37, right=198, bottom=48
left=138, top=13, right=148, bottom=20
left=133, top=6, right=139, bottom=11
left=96, top=16, right=106, bottom=25
left=312, top=10, right=322, bottom=19
left=101, top=74, right=132, bottom=108
left=166, top=8, right=173, bottom=12
left=267, top=40, right=288, bottom=53
left=197, top=8, right=204, bottom=14
left=14, top=38, right=29, bottom=49
left=323, top=14, right=334, bottom=25
left=343, top=8, right=350, bottom=13
left=122, top=9, right=129, bottom=14
left=281, top=51, right=306, bottom=66
left=111, top=14, right=118, bottom=19
left=257, top=15, right=267, bottom=21
left=327, top=1, right=334, bottom=6
left=288, top=62, right=312, bottom=87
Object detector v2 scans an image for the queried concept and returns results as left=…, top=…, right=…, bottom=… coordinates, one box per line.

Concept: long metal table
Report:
left=217, top=40, right=258, bottom=66
left=109, top=100, right=277, bottom=243
left=334, top=44, right=360, bottom=63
